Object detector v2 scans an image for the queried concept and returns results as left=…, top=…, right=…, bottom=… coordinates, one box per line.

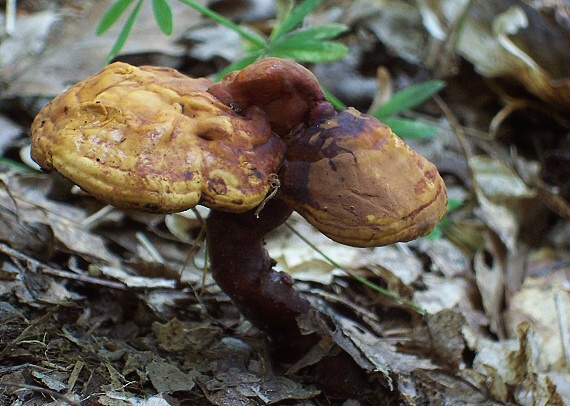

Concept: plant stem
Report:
left=177, top=0, right=267, bottom=49
left=285, top=223, right=429, bottom=316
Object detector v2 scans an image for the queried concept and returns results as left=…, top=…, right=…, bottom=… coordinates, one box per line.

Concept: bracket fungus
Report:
left=31, top=58, right=447, bottom=363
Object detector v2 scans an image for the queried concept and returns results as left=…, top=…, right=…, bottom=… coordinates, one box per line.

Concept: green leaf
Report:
left=152, top=0, right=173, bottom=35
left=372, top=80, right=445, bottom=118
left=0, top=157, right=40, bottom=173
left=380, top=117, right=439, bottom=139
left=447, top=198, right=464, bottom=212
left=269, top=41, right=348, bottom=63
left=275, top=0, right=294, bottom=26
left=105, top=0, right=144, bottom=63
left=322, top=87, right=345, bottom=109
left=270, top=0, right=324, bottom=41
left=97, top=0, right=135, bottom=35
left=279, top=23, right=348, bottom=43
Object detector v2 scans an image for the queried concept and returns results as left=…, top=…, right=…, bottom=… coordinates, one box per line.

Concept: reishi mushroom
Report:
left=30, top=58, right=447, bottom=362
left=30, top=63, right=284, bottom=214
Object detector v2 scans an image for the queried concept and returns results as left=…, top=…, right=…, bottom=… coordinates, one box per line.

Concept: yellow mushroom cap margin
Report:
left=279, top=108, right=448, bottom=247
left=30, top=62, right=285, bottom=213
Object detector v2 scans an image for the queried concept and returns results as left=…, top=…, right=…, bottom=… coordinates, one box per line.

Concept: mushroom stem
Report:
left=206, top=198, right=320, bottom=360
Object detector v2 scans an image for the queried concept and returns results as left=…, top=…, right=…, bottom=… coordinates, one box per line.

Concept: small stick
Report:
left=81, top=204, right=116, bottom=229
left=135, top=231, right=165, bottom=263
left=0, top=382, right=80, bottom=406
left=555, top=292, right=570, bottom=365
left=0, top=243, right=127, bottom=291
left=5, top=0, right=17, bottom=35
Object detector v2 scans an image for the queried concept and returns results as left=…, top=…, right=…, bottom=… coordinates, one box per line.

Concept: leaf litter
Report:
left=1, top=0, right=569, bottom=404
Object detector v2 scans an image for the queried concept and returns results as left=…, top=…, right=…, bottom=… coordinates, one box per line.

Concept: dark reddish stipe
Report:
left=207, top=199, right=321, bottom=360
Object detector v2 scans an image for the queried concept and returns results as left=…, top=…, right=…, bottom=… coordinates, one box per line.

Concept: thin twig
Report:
left=81, top=204, right=116, bottom=229
left=0, top=382, right=80, bottom=406
left=0, top=308, right=56, bottom=359
left=5, top=0, right=17, bottom=35
left=135, top=231, right=165, bottom=263
left=180, top=208, right=207, bottom=272
left=555, top=292, right=570, bottom=365
left=0, top=242, right=127, bottom=290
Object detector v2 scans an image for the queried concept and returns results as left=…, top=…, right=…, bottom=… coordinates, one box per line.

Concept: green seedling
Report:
left=97, top=0, right=348, bottom=72
left=372, top=80, right=445, bottom=139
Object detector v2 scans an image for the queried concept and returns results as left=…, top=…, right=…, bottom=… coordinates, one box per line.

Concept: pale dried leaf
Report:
left=504, top=267, right=570, bottom=371
left=418, top=0, right=570, bottom=106
left=100, top=392, right=172, bottom=405
left=146, top=360, right=197, bottom=392
left=0, top=10, right=61, bottom=73
left=0, top=116, right=23, bottom=154
left=2, top=1, right=202, bottom=99
left=0, top=172, right=122, bottom=264
left=474, top=249, right=505, bottom=338
left=414, top=273, right=477, bottom=314
left=426, top=309, right=466, bottom=369
left=475, top=197, right=518, bottom=253
left=348, top=0, right=428, bottom=64
left=471, top=155, right=535, bottom=202
left=31, top=370, right=68, bottom=392
left=334, top=314, right=438, bottom=391
left=208, top=370, right=320, bottom=404
left=415, top=238, right=471, bottom=277
left=98, top=265, right=177, bottom=289
left=472, top=323, right=568, bottom=404
left=268, top=215, right=424, bottom=285
left=164, top=207, right=209, bottom=244
left=184, top=25, right=243, bottom=62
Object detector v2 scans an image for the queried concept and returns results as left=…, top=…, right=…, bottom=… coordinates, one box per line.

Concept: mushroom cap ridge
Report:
left=31, top=62, right=285, bottom=213
left=279, top=108, right=448, bottom=247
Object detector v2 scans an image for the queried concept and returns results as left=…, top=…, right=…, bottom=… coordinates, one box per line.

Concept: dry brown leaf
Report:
left=471, top=155, right=536, bottom=252
left=472, top=323, right=568, bottom=404
left=0, top=171, right=122, bottom=264
left=418, top=0, right=570, bottom=108
left=415, top=238, right=471, bottom=277
left=504, top=266, right=570, bottom=371
left=347, top=0, right=428, bottom=65
left=147, top=360, right=197, bottom=392
left=426, top=309, right=466, bottom=369
left=97, top=265, right=177, bottom=290
left=152, top=318, right=220, bottom=353
left=2, top=1, right=202, bottom=99
left=414, top=273, right=477, bottom=314
left=474, top=248, right=506, bottom=338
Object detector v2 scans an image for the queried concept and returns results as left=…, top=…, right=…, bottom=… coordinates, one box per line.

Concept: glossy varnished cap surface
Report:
left=31, top=62, right=285, bottom=213
left=280, top=108, right=448, bottom=247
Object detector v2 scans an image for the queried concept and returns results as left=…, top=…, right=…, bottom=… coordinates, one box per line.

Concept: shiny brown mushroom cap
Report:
left=30, top=62, right=285, bottom=213
left=208, top=57, right=331, bottom=137
left=279, top=108, right=448, bottom=247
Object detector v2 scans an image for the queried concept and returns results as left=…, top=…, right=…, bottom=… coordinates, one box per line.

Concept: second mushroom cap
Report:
left=280, top=108, right=447, bottom=247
